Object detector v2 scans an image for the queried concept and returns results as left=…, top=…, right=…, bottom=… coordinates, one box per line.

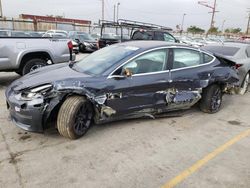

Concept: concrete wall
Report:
left=0, top=18, right=91, bottom=32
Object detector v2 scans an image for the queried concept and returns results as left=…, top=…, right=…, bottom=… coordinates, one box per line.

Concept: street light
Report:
left=181, top=13, right=186, bottom=34
left=116, top=2, right=120, bottom=22
left=221, top=20, right=226, bottom=33
left=0, top=0, right=3, bottom=18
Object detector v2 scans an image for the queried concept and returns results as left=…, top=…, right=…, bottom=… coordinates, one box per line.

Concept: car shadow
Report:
left=43, top=108, right=199, bottom=139
left=0, top=73, right=20, bottom=88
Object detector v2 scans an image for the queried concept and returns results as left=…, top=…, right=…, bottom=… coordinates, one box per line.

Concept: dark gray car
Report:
left=68, top=31, right=98, bottom=52
left=6, top=41, right=239, bottom=139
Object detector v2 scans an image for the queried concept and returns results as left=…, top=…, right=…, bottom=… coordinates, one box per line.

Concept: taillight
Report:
left=235, top=64, right=243, bottom=69
left=68, top=41, right=73, bottom=50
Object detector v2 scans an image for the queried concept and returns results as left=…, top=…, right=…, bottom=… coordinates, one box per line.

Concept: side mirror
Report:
left=111, top=68, right=133, bottom=80
left=123, top=68, right=133, bottom=77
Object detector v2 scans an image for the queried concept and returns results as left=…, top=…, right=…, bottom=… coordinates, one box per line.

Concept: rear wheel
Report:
left=239, top=73, right=249, bottom=95
left=200, top=84, right=222, bottom=113
left=22, top=58, right=47, bottom=75
left=57, top=96, right=94, bottom=139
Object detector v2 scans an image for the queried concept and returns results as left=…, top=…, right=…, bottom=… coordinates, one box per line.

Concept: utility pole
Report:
left=101, top=0, right=104, bottom=20
left=198, top=0, right=219, bottom=29
left=221, top=20, right=226, bottom=33
left=113, top=4, right=116, bottom=22
left=181, top=13, right=186, bottom=35
left=116, top=2, right=120, bottom=22
left=247, top=9, right=250, bottom=35
left=0, top=0, right=3, bottom=18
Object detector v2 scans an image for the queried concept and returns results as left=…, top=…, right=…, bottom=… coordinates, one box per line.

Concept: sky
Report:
left=1, top=0, right=250, bottom=31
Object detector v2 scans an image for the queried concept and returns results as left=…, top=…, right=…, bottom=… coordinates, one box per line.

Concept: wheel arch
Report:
left=43, top=93, right=95, bottom=129
left=18, top=51, right=53, bottom=72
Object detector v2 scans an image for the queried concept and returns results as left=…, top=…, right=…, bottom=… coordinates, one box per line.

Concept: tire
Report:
left=200, top=84, right=222, bottom=113
left=79, top=44, right=85, bottom=53
left=239, top=73, right=249, bottom=95
left=57, top=96, right=94, bottom=139
left=22, top=58, right=47, bottom=75
left=15, top=70, right=22, bottom=76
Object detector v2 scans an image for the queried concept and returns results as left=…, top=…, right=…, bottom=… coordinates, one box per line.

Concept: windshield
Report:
left=102, top=33, right=117, bottom=39
left=73, top=45, right=140, bottom=75
left=79, top=34, right=94, bottom=41
left=202, top=46, right=240, bottom=57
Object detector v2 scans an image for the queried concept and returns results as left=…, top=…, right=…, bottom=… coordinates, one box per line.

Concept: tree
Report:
left=224, top=28, right=241, bottom=34
left=207, top=27, right=219, bottom=34
left=187, top=26, right=205, bottom=34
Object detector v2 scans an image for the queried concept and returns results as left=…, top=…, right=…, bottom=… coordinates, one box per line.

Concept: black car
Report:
left=98, top=19, right=177, bottom=48
left=68, top=31, right=98, bottom=52
left=6, top=41, right=239, bottom=139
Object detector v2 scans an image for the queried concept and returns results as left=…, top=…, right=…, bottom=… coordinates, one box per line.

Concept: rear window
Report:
left=132, top=31, right=153, bottom=40
left=202, top=46, right=240, bottom=56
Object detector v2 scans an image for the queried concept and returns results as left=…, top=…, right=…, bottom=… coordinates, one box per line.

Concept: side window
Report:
left=155, top=32, right=164, bottom=41
left=203, top=53, right=214, bottom=64
left=173, top=48, right=202, bottom=69
left=164, top=33, right=176, bottom=42
left=121, top=49, right=168, bottom=75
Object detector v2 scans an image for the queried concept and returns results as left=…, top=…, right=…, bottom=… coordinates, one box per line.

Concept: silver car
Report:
left=203, top=42, right=250, bottom=94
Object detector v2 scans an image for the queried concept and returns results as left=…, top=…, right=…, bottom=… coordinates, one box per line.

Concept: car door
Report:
left=108, top=48, right=171, bottom=114
left=167, top=47, right=215, bottom=108
left=101, top=75, right=134, bottom=116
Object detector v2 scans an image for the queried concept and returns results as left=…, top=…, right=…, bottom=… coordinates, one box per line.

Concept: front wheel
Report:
left=200, top=84, right=222, bottom=113
left=57, top=96, right=94, bottom=139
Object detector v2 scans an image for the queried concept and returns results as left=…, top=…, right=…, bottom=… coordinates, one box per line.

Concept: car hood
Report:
left=11, top=63, right=93, bottom=91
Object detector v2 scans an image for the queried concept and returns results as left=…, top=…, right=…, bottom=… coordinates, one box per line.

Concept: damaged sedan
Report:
left=6, top=41, right=239, bottom=139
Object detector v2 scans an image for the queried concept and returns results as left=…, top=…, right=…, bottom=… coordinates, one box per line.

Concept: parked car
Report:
left=28, top=31, right=44, bottom=37
left=69, top=31, right=98, bottom=52
left=10, top=31, right=32, bottom=37
left=44, top=30, right=68, bottom=36
left=193, top=37, right=218, bottom=46
left=42, top=33, right=67, bottom=38
left=0, top=37, right=75, bottom=75
left=42, top=33, right=79, bottom=54
left=6, top=41, right=239, bottom=139
left=175, top=36, right=204, bottom=48
left=202, top=42, right=250, bottom=94
left=0, top=30, right=10, bottom=37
